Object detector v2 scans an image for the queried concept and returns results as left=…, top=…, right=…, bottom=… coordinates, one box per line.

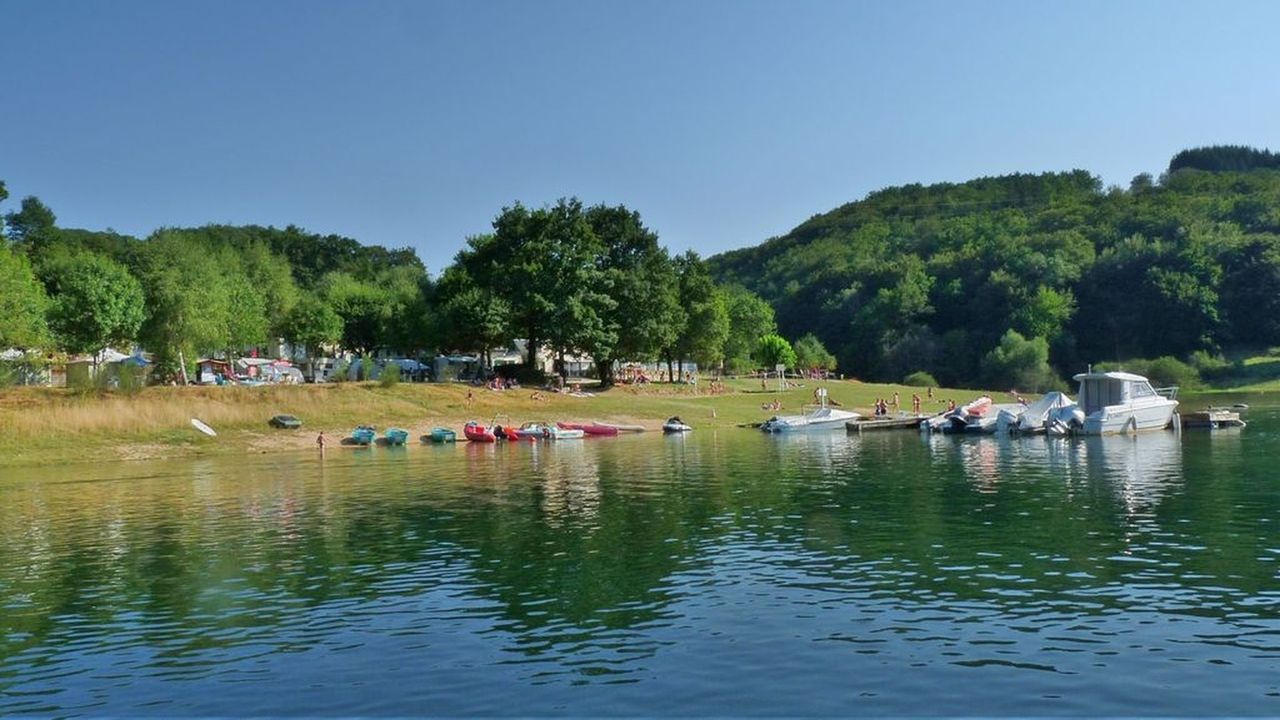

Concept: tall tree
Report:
left=461, top=199, right=609, bottom=376
left=722, top=285, right=777, bottom=372
left=135, top=230, right=236, bottom=380
left=281, top=293, right=343, bottom=379
left=434, top=266, right=511, bottom=364
left=4, top=196, right=56, bottom=246
left=318, top=271, right=391, bottom=357
left=42, top=253, right=145, bottom=356
left=235, top=240, right=299, bottom=337
left=585, top=204, right=681, bottom=385
left=793, top=333, right=836, bottom=371
left=669, top=251, right=728, bottom=377
left=0, top=244, right=49, bottom=349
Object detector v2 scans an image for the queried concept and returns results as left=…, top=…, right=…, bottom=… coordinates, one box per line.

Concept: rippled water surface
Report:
left=2, top=402, right=1279, bottom=716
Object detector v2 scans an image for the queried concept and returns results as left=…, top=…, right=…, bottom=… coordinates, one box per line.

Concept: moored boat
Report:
left=545, top=425, right=585, bottom=439
left=598, top=422, right=646, bottom=433
left=1072, top=370, right=1179, bottom=435
left=515, top=421, right=582, bottom=440
left=760, top=390, right=860, bottom=433
left=463, top=421, right=497, bottom=443
left=430, top=427, right=457, bottom=443
left=384, top=427, right=409, bottom=445
left=557, top=421, right=619, bottom=436
left=352, top=425, right=376, bottom=445
left=996, top=391, right=1074, bottom=434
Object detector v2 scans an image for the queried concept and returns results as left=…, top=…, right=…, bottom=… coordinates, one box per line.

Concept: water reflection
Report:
left=1, top=416, right=1278, bottom=716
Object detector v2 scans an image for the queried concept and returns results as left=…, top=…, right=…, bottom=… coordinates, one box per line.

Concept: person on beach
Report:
left=316, top=431, right=326, bottom=451
left=912, top=393, right=921, bottom=414
left=465, top=389, right=474, bottom=408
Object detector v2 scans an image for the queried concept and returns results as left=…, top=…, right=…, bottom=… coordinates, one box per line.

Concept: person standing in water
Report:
left=316, top=431, right=327, bottom=452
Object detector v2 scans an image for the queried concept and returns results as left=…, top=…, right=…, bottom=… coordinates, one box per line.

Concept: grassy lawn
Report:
left=1196, top=348, right=1280, bottom=393
left=0, top=378, right=989, bottom=468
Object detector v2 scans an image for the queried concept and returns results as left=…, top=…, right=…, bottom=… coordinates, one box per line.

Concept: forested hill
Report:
left=707, top=147, right=1280, bottom=388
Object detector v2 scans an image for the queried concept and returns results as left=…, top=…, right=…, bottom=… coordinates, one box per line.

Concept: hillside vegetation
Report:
left=709, top=146, right=1280, bottom=389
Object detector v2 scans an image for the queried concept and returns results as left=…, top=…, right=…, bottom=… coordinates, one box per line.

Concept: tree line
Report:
left=707, top=145, right=1280, bottom=390
left=0, top=182, right=805, bottom=384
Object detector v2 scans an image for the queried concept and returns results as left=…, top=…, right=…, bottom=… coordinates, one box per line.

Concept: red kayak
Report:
left=463, top=421, right=496, bottom=443
left=557, top=421, right=619, bottom=436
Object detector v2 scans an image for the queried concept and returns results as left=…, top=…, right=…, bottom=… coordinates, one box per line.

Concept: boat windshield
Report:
left=1131, top=382, right=1156, bottom=399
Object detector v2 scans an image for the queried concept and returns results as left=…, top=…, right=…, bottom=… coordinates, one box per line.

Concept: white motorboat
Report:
left=515, top=422, right=584, bottom=440
left=760, top=390, right=860, bottom=433
left=1072, top=370, right=1178, bottom=435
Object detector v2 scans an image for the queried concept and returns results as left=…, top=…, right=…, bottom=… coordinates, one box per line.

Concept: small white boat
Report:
left=761, top=390, right=860, bottom=433
left=516, top=421, right=585, bottom=440
left=663, top=416, right=693, bottom=433
left=1072, top=370, right=1179, bottom=435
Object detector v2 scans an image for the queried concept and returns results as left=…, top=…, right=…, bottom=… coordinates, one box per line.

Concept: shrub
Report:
left=330, top=359, right=350, bottom=383
left=980, top=330, right=1060, bottom=391
left=903, top=371, right=938, bottom=387
left=1096, top=356, right=1201, bottom=389
left=378, top=363, right=400, bottom=387
left=793, top=333, right=837, bottom=371
left=1187, top=349, right=1235, bottom=381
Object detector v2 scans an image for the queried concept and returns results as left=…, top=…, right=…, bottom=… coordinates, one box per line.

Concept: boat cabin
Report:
left=1073, top=371, right=1172, bottom=415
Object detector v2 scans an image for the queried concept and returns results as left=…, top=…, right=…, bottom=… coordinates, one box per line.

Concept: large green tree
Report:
left=754, top=333, right=798, bottom=371
left=318, top=271, right=392, bottom=357
left=460, top=199, right=610, bottom=376
left=722, top=285, right=777, bottom=373
left=131, top=230, right=279, bottom=380
left=793, top=333, right=836, bottom=371
left=281, top=293, right=343, bottom=379
left=668, top=251, right=728, bottom=377
left=980, top=329, right=1058, bottom=391
left=0, top=244, right=49, bottom=348
left=433, top=266, right=511, bottom=364
left=585, top=204, right=681, bottom=385
left=42, top=253, right=145, bottom=355
left=4, top=195, right=57, bottom=246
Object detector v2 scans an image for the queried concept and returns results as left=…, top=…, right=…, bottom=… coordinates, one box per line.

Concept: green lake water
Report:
left=2, top=399, right=1278, bottom=716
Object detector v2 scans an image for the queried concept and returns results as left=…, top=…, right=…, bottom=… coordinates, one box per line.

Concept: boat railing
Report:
left=1155, top=386, right=1179, bottom=400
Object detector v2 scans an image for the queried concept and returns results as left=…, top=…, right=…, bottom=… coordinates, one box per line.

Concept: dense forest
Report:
left=708, top=145, right=1280, bottom=389
left=5, top=144, right=1280, bottom=389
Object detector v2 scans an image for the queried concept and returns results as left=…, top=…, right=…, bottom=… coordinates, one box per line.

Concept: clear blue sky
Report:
left=3, top=0, right=1278, bottom=271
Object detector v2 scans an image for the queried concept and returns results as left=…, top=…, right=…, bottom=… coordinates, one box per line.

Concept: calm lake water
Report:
left=2, top=399, right=1278, bottom=716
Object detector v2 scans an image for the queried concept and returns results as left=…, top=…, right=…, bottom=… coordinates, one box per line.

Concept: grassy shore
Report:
left=0, top=378, right=984, bottom=468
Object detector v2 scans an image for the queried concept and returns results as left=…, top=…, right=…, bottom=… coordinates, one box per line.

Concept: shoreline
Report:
left=0, top=379, right=973, bottom=469
left=2, top=379, right=1259, bottom=470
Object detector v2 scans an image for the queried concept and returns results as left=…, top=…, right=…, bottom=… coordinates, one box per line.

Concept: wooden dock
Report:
left=846, top=415, right=926, bottom=433
left=1181, top=409, right=1246, bottom=429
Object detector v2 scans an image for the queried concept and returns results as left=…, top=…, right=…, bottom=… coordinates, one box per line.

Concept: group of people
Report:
left=486, top=376, right=520, bottom=391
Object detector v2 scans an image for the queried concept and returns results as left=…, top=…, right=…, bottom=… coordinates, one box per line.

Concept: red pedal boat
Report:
left=463, top=421, right=497, bottom=443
